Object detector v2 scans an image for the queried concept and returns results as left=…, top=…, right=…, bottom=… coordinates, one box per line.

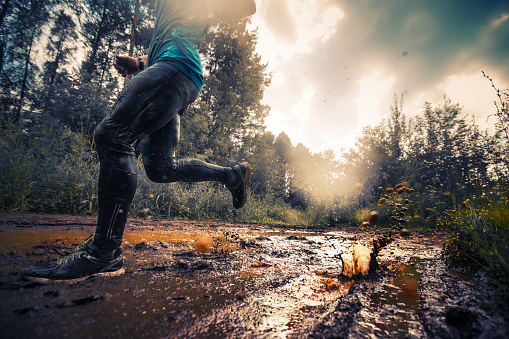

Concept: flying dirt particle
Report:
left=194, top=235, right=213, bottom=253
left=443, top=192, right=451, bottom=198
left=383, top=236, right=393, bottom=244
left=355, top=183, right=363, bottom=191
left=368, top=211, right=379, bottom=225
left=400, top=228, right=411, bottom=237
left=251, top=262, right=270, bottom=267
left=321, top=278, right=342, bottom=291
left=315, top=270, right=336, bottom=278
left=386, top=188, right=394, bottom=194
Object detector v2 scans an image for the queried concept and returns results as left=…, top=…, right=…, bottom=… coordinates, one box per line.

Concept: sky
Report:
left=247, top=0, right=509, bottom=155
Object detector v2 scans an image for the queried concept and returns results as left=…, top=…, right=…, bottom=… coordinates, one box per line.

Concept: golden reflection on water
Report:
left=0, top=230, right=224, bottom=253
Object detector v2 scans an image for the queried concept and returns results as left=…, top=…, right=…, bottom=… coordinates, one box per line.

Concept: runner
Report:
left=21, top=0, right=256, bottom=284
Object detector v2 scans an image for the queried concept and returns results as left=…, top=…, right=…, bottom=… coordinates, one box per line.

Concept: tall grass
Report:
left=0, top=120, right=315, bottom=226
left=0, top=121, right=99, bottom=214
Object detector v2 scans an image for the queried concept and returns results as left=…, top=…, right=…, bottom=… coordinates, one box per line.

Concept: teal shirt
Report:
left=147, top=0, right=211, bottom=91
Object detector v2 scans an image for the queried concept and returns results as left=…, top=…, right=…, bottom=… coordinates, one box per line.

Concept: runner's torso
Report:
left=147, top=0, right=212, bottom=91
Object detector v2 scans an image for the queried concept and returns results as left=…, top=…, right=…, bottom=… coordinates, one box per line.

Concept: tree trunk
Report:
left=125, top=0, right=140, bottom=85
left=85, top=4, right=108, bottom=75
left=17, top=29, right=35, bottom=119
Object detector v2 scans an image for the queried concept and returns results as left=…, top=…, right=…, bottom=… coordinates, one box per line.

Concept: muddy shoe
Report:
left=77, top=233, right=94, bottom=250
left=21, top=241, right=124, bottom=284
left=227, top=162, right=251, bottom=209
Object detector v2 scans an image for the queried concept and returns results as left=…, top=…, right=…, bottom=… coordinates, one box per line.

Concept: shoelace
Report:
left=56, top=250, right=86, bottom=265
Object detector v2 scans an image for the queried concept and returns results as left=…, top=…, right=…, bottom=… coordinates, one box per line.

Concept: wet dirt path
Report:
left=0, top=213, right=507, bottom=338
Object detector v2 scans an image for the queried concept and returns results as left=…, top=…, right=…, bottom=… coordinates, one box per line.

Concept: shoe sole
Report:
left=23, top=267, right=125, bottom=285
left=238, top=162, right=251, bottom=208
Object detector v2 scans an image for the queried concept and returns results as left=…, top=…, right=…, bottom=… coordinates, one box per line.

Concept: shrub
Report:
left=0, top=121, right=98, bottom=214
left=446, top=192, right=509, bottom=300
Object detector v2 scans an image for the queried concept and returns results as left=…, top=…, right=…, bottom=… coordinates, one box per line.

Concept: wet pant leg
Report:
left=138, top=113, right=231, bottom=184
left=93, top=62, right=232, bottom=250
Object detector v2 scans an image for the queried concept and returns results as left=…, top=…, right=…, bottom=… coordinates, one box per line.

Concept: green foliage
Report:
left=0, top=0, right=53, bottom=120
left=0, top=119, right=315, bottom=226
left=444, top=191, right=509, bottom=300
left=197, top=19, right=271, bottom=163
left=41, top=10, right=77, bottom=110
left=0, top=120, right=99, bottom=213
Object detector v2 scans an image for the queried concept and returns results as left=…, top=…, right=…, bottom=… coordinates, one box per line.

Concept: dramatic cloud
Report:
left=251, top=0, right=509, bottom=154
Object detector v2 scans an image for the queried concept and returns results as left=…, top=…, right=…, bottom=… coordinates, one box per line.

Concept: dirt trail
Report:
left=0, top=212, right=507, bottom=338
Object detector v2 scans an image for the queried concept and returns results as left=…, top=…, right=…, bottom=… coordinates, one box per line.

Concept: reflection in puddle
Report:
left=353, top=257, right=427, bottom=338
left=0, top=230, right=225, bottom=253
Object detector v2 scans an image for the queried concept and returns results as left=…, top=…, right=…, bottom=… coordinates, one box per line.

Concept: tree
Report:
left=0, top=0, right=53, bottom=120
left=339, top=123, right=389, bottom=205
left=41, top=10, right=77, bottom=111
left=197, top=19, right=271, bottom=163
left=409, top=98, right=487, bottom=192
left=80, top=0, right=131, bottom=78
left=48, top=0, right=151, bottom=133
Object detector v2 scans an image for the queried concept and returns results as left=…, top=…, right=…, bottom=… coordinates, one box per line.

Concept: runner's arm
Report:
left=114, top=55, right=148, bottom=77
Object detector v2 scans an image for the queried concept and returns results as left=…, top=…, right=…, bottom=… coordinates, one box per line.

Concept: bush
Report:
left=446, top=192, right=509, bottom=300
left=0, top=121, right=98, bottom=214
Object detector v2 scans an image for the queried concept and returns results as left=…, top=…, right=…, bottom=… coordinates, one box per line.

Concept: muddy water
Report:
left=351, top=258, right=427, bottom=338
left=0, top=222, right=492, bottom=338
left=0, top=230, right=226, bottom=252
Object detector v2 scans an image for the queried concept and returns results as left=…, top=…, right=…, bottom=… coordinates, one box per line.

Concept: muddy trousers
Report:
left=93, top=62, right=232, bottom=251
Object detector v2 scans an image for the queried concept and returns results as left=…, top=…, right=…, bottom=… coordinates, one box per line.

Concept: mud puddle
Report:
left=350, top=257, right=426, bottom=338
left=0, top=213, right=507, bottom=338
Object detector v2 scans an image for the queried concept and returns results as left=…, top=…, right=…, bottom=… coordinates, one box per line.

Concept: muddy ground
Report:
left=0, top=212, right=508, bottom=338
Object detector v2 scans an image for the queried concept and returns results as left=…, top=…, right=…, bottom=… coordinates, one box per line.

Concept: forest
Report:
left=0, top=0, right=508, bottom=299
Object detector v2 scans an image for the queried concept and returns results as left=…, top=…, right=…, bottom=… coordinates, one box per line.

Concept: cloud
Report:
left=257, top=0, right=298, bottom=44
left=253, top=0, right=509, bottom=154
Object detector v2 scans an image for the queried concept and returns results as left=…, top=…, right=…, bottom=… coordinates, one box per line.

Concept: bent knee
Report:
left=144, top=167, right=166, bottom=183
left=143, top=157, right=178, bottom=183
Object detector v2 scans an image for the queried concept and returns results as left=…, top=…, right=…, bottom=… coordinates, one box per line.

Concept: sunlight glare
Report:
left=354, top=72, right=395, bottom=127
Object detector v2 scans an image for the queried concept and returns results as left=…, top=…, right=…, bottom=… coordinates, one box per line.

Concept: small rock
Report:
left=400, top=228, right=411, bottom=237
